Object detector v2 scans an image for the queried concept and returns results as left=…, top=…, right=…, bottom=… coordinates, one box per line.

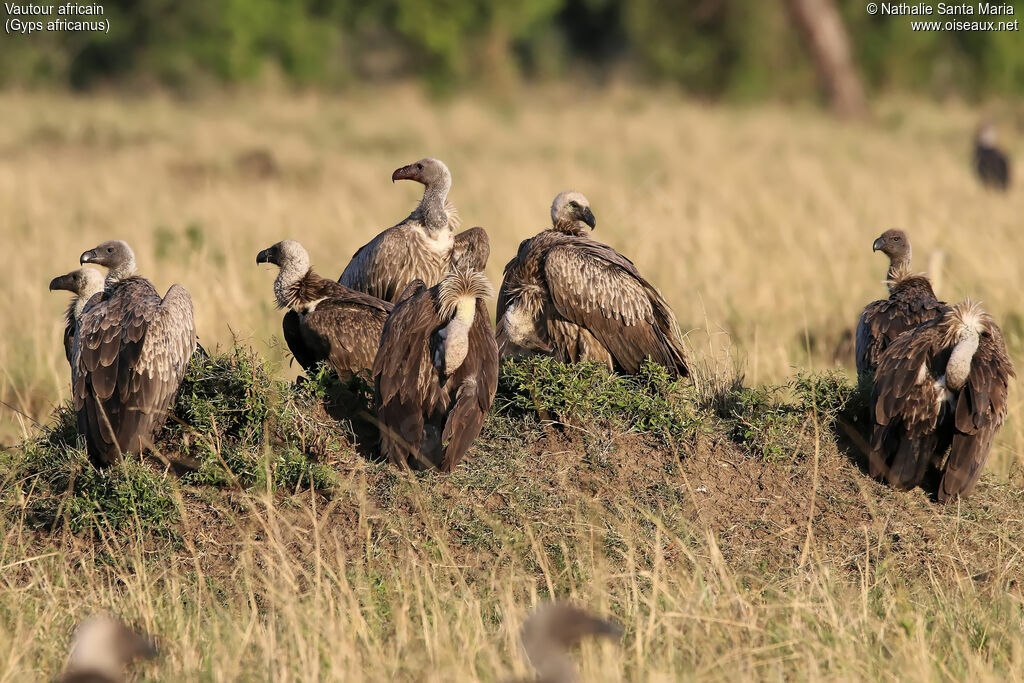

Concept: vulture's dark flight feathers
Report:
left=497, top=191, right=689, bottom=377
left=72, top=240, right=196, bottom=466
left=870, top=300, right=1014, bottom=502
left=373, top=231, right=498, bottom=472
left=855, top=229, right=947, bottom=380
left=257, top=240, right=391, bottom=379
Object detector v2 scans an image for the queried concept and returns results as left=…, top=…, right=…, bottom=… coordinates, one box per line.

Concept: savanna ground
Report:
left=1, top=87, right=1023, bottom=680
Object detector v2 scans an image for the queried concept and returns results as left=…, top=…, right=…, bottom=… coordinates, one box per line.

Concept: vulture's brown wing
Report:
left=452, top=227, right=490, bottom=272
left=940, top=329, right=1015, bottom=502
left=869, top=320, right=945, bottom=479
left=854, top=300, right=886, bottom=377
left=543, top=241, right=688, bottom=376
left=439, top=302, right=499, bottom=472
left=122, top=284, right=196, bottom=442
left=373, top=281, right=443, bottom=467
left=338, top=225, right=410, bottom=302
left=282, top=310, right=319, bottom=373
left=299, top=299, right=389, bottom=377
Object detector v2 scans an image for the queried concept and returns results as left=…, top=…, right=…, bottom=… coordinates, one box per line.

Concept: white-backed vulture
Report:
left=373, top=230, right=498, bottom=472
left=49, top=267, right=104, bottom=365
left=855, top=229, right=947, bottom=379
left=497, top=191, right=689, bottom=377
left=517, top=603, right=622, bottom=683
left=870, top=300, right=1014, bottom=502
left=72, top=240, right=196, bottom=466
left=60, top=614, right=157, bottom=683
left=257, top=239, right=392, bottom=379
left=338, top=158, right=483, bottom=303
left=975, top=122, right=1010, bottom=191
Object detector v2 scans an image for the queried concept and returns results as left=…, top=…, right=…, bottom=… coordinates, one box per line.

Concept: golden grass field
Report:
left=1, top=87, right=1024, bottom=681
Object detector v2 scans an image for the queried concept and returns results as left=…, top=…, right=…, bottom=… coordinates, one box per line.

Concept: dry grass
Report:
left=1, top=87, right=1023, bottom=680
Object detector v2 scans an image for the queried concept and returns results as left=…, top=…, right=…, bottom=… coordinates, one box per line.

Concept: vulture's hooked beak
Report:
left=391, top=164, right=416, bottom=183
left=49, top=274, right=74, bottom=292
left=872, top=237, right=885, bottom=252
left=581, top=206, right=597, bottom=230
left=79, top=249, right=97, bottom=265
left=256, top=248, right=275, bottom=265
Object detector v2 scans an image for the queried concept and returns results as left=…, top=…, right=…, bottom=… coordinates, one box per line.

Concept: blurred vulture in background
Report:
left=974, top=122, right=1011, bottom=191
left=257, top=240, right=392, bottom=379
left=497, top=191, right=689, bottom=377
left=515, top=603, right=622, bottom=683
left=60, top=614, right=157, bottom=683
left=373, top=229, right=498, bottom=472
left=855, top=229, right=947, bottom=380
left=870, top=300, right=1014, bottom=502
left=338, top=157, right=488, bottom=303
left=72, top=240, right=196, bottom=466
left=49, top=267, right=104, bottom=365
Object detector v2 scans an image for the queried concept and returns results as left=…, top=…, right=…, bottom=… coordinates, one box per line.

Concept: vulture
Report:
left=72, top=240, right=196, bottom=466
left=257, top=240, right=392, bottom=379
left=60, top=614, right=157, bottom=683
left=496, top=191, right=689, bottom=377
left=974, top=122, right=1010, bottom=191
left=870, top=300, right=1014, bottom=502
left=517, top=603, right=623, bottom=683
left=49, top=267, right=104, bottom=365
left=373, top=229, right=498, bottom=472
left=855, top=229, right=947, bottom=380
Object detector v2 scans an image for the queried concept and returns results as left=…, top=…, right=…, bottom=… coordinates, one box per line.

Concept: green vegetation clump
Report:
left=5, top=404, right=178, bottom=537
left=496, top=356, right=699, bottom=440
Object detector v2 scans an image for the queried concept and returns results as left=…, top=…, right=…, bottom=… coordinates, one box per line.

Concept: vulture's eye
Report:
left=106, top=247, right=114, bottom=253
left=416, top=163, right=423, bottom=170
left=569, top=201, right=579, bottom=209
left=892, top=236, right=901, bottom=242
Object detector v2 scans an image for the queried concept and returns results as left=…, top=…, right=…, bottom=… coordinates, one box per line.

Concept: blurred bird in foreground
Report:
left=60, top=614, right=157, bottom=683
left=974, top=121, right=1010, bottom=191
left=514, top=603, right=622, bottom=683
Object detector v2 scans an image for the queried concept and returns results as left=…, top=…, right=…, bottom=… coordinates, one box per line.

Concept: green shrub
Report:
left=496, top=356, right=698, bottom=440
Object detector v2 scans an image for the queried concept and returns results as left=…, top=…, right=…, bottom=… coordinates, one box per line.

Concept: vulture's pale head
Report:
left=392, top=158, right=450, bottom=188
left=62, top=614, right=157, bottom=683
left=256, top=239, right=310, bottom=271
left=50, top=267, right=104, bottom=297
left=80, top=240, right=137, bottom=281
left=550, top=190, right=596, bottom=234
left=976, top=121, right=998, bottom=148
left=872, top=229, right=911, bottom=263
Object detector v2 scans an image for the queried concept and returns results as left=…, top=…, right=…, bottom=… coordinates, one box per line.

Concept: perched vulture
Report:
left=974, top=122, right=1010, bottom=191
left=870, top=300, right=1014, bottom=502
left=49, top=267, right=104, bottom=365
left=338, top=157, right=484, bottom=303
left=373, top=230, right=498, bottom=472
left=257, top=239, right=392, bottom=378
left=517, top=603, right=623, bottom=683
left=72, top=240, right=196, bottom=466
left=497, top=191, right=689, bottom=377
left=855, top=229, right=947, bottom=380
left=60, top=614, right=157, bottom=683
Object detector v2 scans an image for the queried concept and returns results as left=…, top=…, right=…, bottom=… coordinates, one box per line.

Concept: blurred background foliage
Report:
left=1, top=0, right=1022, bottom=99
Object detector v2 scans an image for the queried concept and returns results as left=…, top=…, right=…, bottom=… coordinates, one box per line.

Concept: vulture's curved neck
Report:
left=945, top=330, right=980, bottom=391
left=274, top=260, right=311, bottom=309
left=887, top=249, right=911, bottom=282
left=105, top=258, right=137, bottom=288
left=419, top=173, right=452, bottom=233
